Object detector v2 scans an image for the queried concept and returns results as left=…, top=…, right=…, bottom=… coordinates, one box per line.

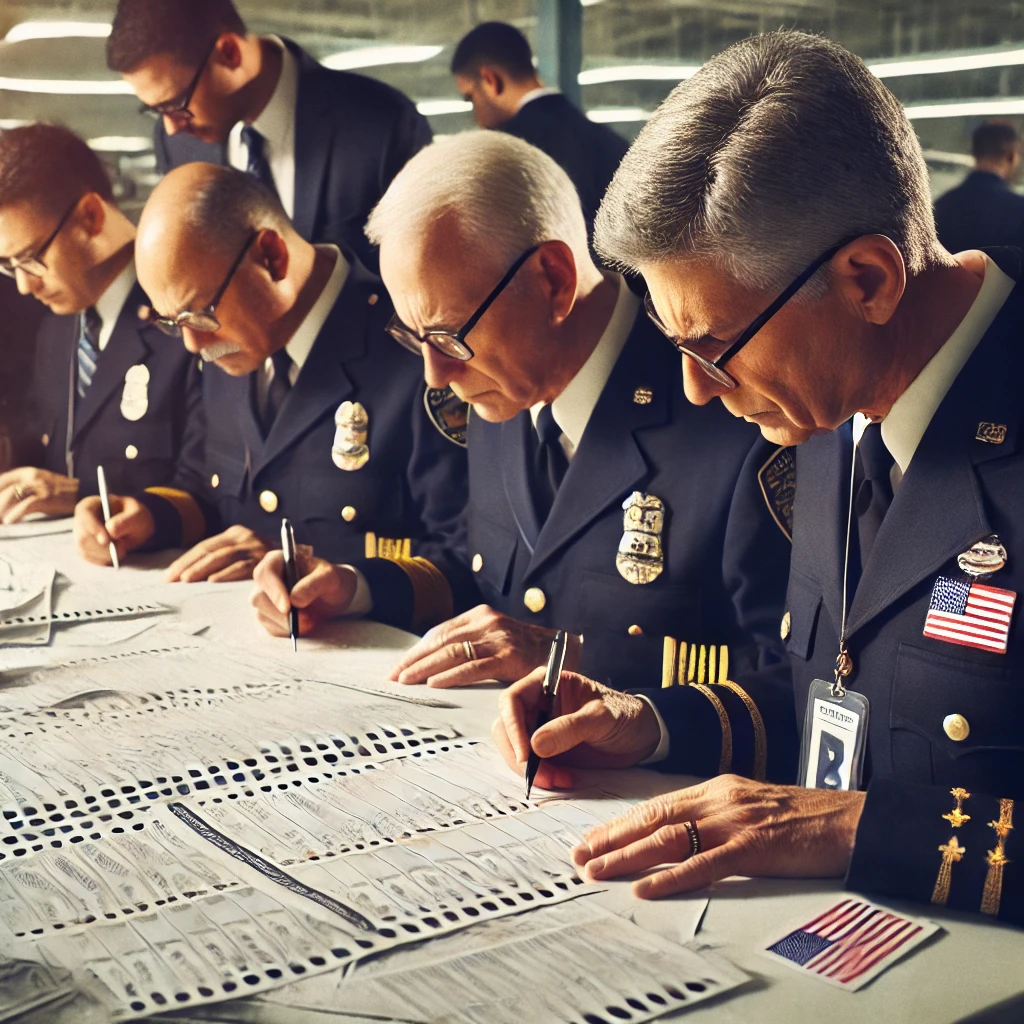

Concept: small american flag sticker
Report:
left=762, top=898, right=940, bottom=991
left=923, top=576, right=1016, bottom=654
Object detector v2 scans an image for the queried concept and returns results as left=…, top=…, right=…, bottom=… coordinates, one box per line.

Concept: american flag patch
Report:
left=762, top=899, right=939, bottom=991
left=923, top=576, right=1016, bottom=654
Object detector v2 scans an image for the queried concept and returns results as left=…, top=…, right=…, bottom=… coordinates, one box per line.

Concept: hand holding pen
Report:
left=279, top=518, right=300, bottom=651
left=524, top=629, right=567, bottom=800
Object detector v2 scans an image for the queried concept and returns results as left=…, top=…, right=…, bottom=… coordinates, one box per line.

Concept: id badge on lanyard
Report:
left=799, top=416, right=872, bottom=792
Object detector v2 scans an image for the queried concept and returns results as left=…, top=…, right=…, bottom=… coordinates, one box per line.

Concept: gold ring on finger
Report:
left=13, top=486, right=24, bottom=501
left=462, top=639, right=476, bottom=662
left=682, top=820, right=702, bottom=857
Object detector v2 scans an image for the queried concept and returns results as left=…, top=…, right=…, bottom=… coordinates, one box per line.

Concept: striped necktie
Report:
left=241, top=125, right=278, bottom=198
left=76, top=306, right=102, bottom=400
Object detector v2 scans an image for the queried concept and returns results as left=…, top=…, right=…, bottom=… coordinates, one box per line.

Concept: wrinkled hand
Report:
left=492, top=668, right=661, bottom=791
left=574, top=775, right=866, bottom=899
left=250, top=550, right=359, bottom=637
left=0, top=467, right=79, bottom=524
left=74, top=494, right=155, bottom=565
left=390, top=606, right=583, bottom=688
left=165, top=525, right=271, bottom=583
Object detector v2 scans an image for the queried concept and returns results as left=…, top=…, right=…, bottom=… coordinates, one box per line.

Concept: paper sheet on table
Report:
left=0, top=556, right=55, bottom=616
left=0, top=564, right=55, bottom=646
left=0, top=517, right=74, bottom=540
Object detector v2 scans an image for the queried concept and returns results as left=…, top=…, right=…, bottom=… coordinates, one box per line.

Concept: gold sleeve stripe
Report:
left=981, top=798, right=1014, bottom=916
left=691, top=683, right=733, bottom=775
left=662, top=637, right=679, bottom=689
left=718, top=680, right=767, bottom=782
left=143, top=487, right=206, bottom=548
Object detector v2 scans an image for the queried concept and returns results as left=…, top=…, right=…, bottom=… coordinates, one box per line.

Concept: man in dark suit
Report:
left=0, top=124, right=199, bottom=525
left=75, top=164, right=468, bottom=607
left=251, top=132, right=790, bottom=715
left=934, top=122, right=1024, bottom=254
left=106, top=0, right=431, bottom=270
left=451, top=22, right=628, bottom=240
left=494, top=32, right=1024, bottom=926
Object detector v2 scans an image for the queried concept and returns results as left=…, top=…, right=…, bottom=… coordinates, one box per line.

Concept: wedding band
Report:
left=682, top=820, right=702, bottom=857
left=462, top=640, right=476, bottom=662
left=13, top=486, right=24, bottom=501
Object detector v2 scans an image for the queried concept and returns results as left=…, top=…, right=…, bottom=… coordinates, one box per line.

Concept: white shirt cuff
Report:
left=339, top=565, right=373, bottom=617
left=635, top=694, right=670, bottom=765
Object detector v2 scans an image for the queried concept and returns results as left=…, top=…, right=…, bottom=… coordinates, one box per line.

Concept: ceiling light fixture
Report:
left=321, top=45, right=443, bottom=71
left=0, top=76, right=133, bottom=95
left=4, top=21, right=111, bottom=43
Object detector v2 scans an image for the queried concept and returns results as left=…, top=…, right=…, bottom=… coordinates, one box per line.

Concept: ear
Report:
left=534, top=240, right=578, bottom=326
left=212, top=33, right=245, bottom=72
left=478, top=66, right=504, bottom=98
left=77, top=193, right=107, bottom=239
left=255, top=228, right=290, bottom=283
left=828, top=234, right=906, bottom=327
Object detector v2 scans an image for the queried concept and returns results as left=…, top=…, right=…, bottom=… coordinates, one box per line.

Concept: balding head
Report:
left=138, top=163, right=316, bottom=375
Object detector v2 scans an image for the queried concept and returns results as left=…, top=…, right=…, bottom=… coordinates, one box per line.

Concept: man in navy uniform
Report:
left=451, top=22, right=628, bottom=243
left=106, top=0, right=431, bottom=270
left=492, top=32, right=1024, bottom=928
left=0, top=124, right=199, bottom=525
left=251, top=132, right=791, bottom=731
left=75, top=163, right=467, bottom=602
left=934, top=122, right=1024, bottom=254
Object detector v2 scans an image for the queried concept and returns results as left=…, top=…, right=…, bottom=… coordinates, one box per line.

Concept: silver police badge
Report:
left=616, top=491, right=665, bottom=585
left=120, top=363, right=150, bottom=422
left=332, top=401, right=370, bottom=471
left=958, top=534, right=1007, bottom=578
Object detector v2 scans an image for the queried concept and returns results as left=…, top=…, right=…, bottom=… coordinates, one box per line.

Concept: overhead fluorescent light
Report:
left=578, top=64, right=699, bottom=86
left=904, top=97, right=1024, bottom=118
left=587, top=107, right=652, bottom=123
left=88, top=136, right=152, bottom=153
left=5, top=21, right=111, bottom=43
left=869, top=47, right=1024, bottom=78
left=0, top=119, right=31, bottom=129
left=322, top=45, right=443, bottom=71
left=417, top=99, right=472, bottom=116
left=921, top=148, right=975, bottom=166
left=0, top=76, right=133, bottom=95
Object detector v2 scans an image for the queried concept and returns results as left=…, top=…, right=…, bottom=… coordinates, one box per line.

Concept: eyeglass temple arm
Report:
left=455, top=245, right=541, bottom=339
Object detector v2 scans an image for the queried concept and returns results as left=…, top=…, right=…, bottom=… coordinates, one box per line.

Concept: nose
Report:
left=422, top=344, right=459, bottom=390
left=15, top=268, right=41, bottom=297
left=163, top=114, right=185, bottom=137
left=681, top=354, right=731, bottom=407
left=180, top=326, right=203, bottom=355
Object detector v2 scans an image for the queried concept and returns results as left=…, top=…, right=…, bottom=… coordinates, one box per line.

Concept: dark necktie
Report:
left=527, top=404, right=569, bottom=528
left=262, top=349, right=292, bottom=436
left=241, top=125, right=278, bottom=197
left=76, top=306, right=103, bottom=401
left=854, top=421, right=895, bottom=572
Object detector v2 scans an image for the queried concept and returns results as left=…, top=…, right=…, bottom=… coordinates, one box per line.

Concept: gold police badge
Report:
left=120, top=364, right=150, bottom=422
left=616, top=491, right=665, bottom=584
left=332, top=401, right=370, bottom=471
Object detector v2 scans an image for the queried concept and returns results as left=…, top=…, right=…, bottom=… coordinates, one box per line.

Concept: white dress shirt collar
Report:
left=516, top=86, right=560, bottom=112
left=93, top=257, right=137, bottom=353
left=881, top=255, right=1014, bottom=479
left=530, top=274, right=639, bottom=460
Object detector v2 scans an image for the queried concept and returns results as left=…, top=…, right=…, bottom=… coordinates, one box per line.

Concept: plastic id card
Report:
left=798, top=679, right=870, bottom=792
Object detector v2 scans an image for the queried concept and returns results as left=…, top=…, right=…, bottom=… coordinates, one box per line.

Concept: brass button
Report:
left=259, top=490, right=279, bottom=514
left=523, top=587, right=546, bottom=614
left=41, top=433, right=50, bottom=447
left=210, top=473, right=220, bottom=489
left=472, top=553, right=484, bottom=573
left=943, top=714, right=970, bottom=743
left=780, top=611, right=791, bottom=640
left=627, top=624, right=643, bottom=636
left=125, top=444, right=139, bottom=460
left=368, top=293, right=379, bottom=306
left=341, top=505, right=357, bottom=522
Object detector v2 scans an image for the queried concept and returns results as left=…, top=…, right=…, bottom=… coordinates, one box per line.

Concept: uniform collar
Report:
left=284, top=245, right=350, bottom=374
left=93, top=257, right=137, bottom=352
left=881, top=254, right=1014, bottom=478
left=530, top=274, right=638, bottom=456
left=516, top=86, right=560, bottom=112
left=248, top=36, right=298, bottom=154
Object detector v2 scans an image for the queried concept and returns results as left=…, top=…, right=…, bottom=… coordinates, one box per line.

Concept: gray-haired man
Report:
left=494, top=31, right=1024, bottom=926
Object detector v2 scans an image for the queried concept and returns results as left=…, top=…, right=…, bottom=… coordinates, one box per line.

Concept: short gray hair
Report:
left=595, top=31, right=946, bottom=297
left=365, top=131, right=591, bottom=276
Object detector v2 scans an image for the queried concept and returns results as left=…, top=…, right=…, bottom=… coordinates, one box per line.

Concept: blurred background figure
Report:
left=451, top=21, right=627, bottom=243
left=934, top=121, right=1024, bottom=253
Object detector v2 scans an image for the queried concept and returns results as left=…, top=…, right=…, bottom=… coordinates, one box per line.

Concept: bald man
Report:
left=74, top=164, right=468, bottom=618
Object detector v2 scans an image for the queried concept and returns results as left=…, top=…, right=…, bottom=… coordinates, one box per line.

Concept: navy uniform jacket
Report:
left=499, top=95, right=628, bottom=239
left=934, top=170, right=1024, bottom=254
left=154, top=38, right=431, bottom=270
left=370, top=310, right=791, bottom=696
left=137, top=261, right=468, bottom=628
left=651, top=250, right=1024, bottom=926
left=18, top=280, right=200, bottom=497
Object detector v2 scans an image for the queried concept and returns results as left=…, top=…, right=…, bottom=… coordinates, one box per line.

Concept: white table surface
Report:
left=4, top=526, right=1024, bottom=1024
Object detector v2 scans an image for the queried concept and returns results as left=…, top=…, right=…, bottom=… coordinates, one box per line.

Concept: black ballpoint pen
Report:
left=525, top=629, right=567, bottom=800
left=280, top=518, right=299, bottom=651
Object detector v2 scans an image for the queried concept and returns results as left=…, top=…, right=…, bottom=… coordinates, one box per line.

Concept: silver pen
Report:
left=96, top=465, right=120, bottom=570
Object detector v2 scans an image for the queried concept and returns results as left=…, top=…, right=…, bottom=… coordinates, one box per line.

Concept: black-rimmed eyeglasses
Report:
left=0, top=199, right=80, bottom=279
left=645, top=237, right=856, bottom=389
left=149, top=231, right=258, bottom=337
left=387, top=245, right=541, bottom=361
left=139, top=38, right=218, bottom=121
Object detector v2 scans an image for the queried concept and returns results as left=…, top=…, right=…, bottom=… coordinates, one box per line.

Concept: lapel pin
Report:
left=975, top=422, right=1007, bottom=444
left=633, top=387, right=653, bottom=405
left=332, top=400, right=370, bottom=470
left=616, top=491, right=665, bottom=585
left=958, top=535, right=1008, bottom=577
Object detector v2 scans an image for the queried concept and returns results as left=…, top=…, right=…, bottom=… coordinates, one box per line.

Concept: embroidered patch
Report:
left=424, top=386, right=469, bottom=447
left=758, top=446, right=796, bottom=541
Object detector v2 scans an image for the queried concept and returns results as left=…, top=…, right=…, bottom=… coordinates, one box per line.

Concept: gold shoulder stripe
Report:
left=143, top=487, right=206, bottom=548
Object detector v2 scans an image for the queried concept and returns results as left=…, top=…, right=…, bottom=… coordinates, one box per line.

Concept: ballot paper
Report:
left=0, top=558, right=56, bottom=646
left=0, top=517, right=74, bottom=540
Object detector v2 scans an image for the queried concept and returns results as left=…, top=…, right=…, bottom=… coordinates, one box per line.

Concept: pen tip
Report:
left=292, top=637, right=298, bottom=652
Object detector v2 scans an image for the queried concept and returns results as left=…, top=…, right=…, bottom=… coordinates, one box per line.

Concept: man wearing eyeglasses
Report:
left=74, top=163, right=468, bottom=597
left=488, top=33, right=1024, bottom=927
left=105, top=0, right=430, bottom=272
left=250, top=132, right=791, bottom=736
left=0, top=124, right=200, bottom=525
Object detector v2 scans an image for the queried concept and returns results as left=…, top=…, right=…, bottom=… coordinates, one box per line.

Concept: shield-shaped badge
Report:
left=424, top=386, right=469, bottom=447
left=120, top=364, right=150, bottom=422
left=616, top=491, right=665, bottom=584
left=332, top=401, right=370, bottom=471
